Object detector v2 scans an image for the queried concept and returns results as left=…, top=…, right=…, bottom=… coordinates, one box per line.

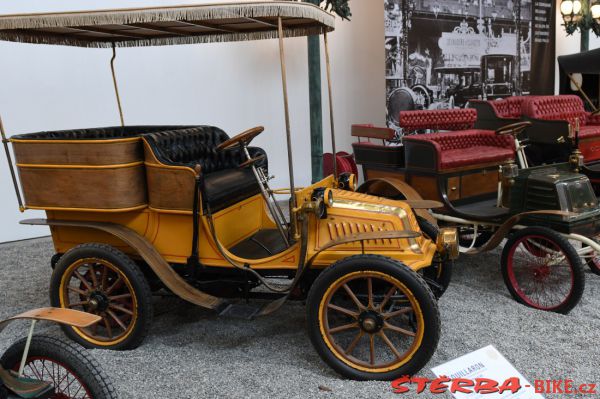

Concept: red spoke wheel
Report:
left=501, top=227, right=585, bottom=314
left=50, top=243, right=153, bottom=350
left=522, top=238, right=550, bottom=258
left=307, top=255, right=440, bottom=381
left=0, top=335, right=117, bottom=399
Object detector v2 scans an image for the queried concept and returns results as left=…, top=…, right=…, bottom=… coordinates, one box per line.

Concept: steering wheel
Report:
left=495, top=121, right=532, bottom=137
left=216, top=126, right=264, bottom=151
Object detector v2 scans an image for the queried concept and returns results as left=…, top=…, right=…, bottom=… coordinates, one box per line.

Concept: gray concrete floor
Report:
left=0, top=237, right=599, bottom=398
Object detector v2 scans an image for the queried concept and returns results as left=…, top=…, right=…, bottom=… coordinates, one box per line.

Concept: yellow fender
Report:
left=0, top=308, right=100, bottom=334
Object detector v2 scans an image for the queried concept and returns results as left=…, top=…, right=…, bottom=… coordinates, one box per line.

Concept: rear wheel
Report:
left=50, top=243, right=153, bottom=350
left=307, top=255, right=440, bottom=381
left=1, top=335, right=117, bottom=399
left=417, top=217, right=452, bottom=298
left=501, top=227, right=585, bottom=314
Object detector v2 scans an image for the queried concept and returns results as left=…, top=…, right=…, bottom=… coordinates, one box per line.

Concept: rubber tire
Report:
left=501, top=227, right=585, bottom=314
left=50, top=243, right=153, bottom=350
left=1, top=335, right=117, bottom=399
left=417, top=217, right=453, bottom=299
left=50, top=253, right=63, bottom=270
left=306, top=255, right=441, bottom=381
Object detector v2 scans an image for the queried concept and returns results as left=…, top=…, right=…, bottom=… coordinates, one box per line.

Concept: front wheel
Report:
left=307, top=255, right=440, bottom=381
left=501, top=227, right=585, bottom=314
left=1, top=335, right=117, bottom=399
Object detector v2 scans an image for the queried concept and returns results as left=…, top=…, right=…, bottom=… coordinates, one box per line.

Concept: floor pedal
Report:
left=218, top=303, right=262, bottom=320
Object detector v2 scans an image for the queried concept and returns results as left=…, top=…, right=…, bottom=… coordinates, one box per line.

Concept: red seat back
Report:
left=399, top=109, right=477, bottom=133
left=522, top=95, right=587, bottom=126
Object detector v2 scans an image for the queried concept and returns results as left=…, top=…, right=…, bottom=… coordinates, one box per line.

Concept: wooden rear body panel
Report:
left=362, top=164, right=500, bottom=209
left=12, top=137, right=147, bottom=210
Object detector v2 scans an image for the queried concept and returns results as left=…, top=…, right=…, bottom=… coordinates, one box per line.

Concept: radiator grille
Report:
left=525, top=183, right=559, bottom=210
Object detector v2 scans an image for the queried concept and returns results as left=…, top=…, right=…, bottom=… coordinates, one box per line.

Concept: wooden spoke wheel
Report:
left=307, top=255, right=440, bottom=381
left=501, top=227, right=585, bottom=314
left=1, top=335, right=117, bottom=399
left=50, top=243, right=153, bottom=350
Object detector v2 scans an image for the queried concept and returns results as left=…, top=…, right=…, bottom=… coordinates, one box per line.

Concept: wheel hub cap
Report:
left=358, top=311, right=383, bottom=333
left=533, top=265, right=551, bottom=280
left=88, top=292, right=109, bottom=312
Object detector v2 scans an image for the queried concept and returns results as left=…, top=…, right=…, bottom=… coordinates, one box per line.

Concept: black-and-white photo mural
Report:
left=384, top=0, right=555, bottom=130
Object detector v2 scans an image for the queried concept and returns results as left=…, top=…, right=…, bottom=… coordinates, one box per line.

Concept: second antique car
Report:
left=352, top=108, right=600, bottom=314
left=0, top=2, right=458, bottom=381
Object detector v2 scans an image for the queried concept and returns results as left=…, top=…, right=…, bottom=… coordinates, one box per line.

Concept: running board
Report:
left=218, top=303, right=262, bottom=319
left=219, top=295, right=288, bottom=319
left=21, top=218, right=228, bottom=311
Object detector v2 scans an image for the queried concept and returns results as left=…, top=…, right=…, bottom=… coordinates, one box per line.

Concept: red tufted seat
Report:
left=469, top=96, right=536, bottom=130
left=403, top=130, right=515, bottom=171
left=522, top=95, right=600, bottom=161
left=522, top=95, right=588, bottom=126
left=491, top=96, right=526, bottom=119
left=399, top=108, right=477, bottom=133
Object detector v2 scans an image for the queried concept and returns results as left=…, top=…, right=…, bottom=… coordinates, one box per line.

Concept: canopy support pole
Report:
left=323, top=31, right=338, bottom=179
left=0, top=114, right=24, bottom=212
left=568, top=73, right=599, bottom=113
left=110, top=44, right=125, bottom=127
left=307, top=0, right=324, bottom=184
left=278, top=17, right=297, bottom=238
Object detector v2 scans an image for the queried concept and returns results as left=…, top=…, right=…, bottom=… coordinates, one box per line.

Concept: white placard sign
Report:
left=431, top=345, right=545, bottom=399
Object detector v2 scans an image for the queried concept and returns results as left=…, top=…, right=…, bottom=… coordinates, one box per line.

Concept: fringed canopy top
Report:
left=0, top=1, right=335, bottom=48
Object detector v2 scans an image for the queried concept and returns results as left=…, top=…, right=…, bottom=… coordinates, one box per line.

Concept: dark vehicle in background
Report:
left=481, top=54, right=515, bottom=100
left=437, top=66, right=482, bottom=108
left=434, top=55, right=515, bottom=108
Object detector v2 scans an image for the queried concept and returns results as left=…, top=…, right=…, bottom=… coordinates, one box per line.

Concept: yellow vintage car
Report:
left=0, top=2, right=457, bottom=380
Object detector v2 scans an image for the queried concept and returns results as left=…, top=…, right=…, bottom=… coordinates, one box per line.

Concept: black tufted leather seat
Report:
left=143, top=126, right=268, bottom=212
left=11, top=126, right=191, bottom=140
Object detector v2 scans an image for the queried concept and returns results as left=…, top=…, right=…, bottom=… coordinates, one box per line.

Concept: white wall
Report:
left=0, top=0, right=385, bottom=242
